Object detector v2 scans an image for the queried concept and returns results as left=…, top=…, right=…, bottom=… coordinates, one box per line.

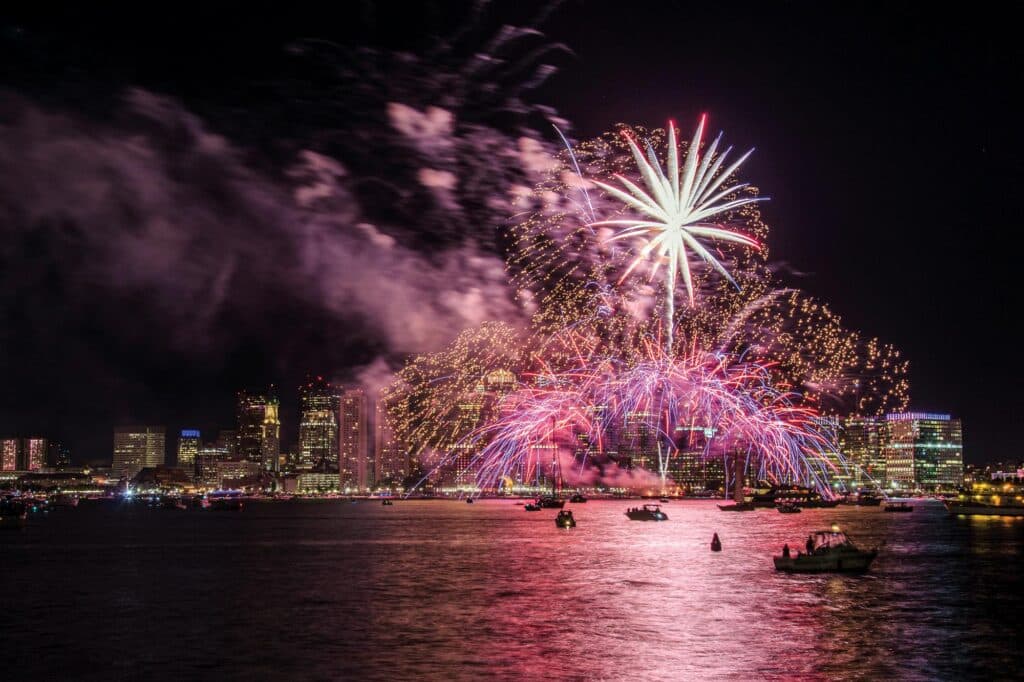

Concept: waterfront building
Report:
left=839, top=416, right=886, bottom=488
left=296, top=471, right=339, bottom=494
left=113, top=426, right=165, bottom=481
left=339, top=388, right=369, bottom=491
left=262, top=396, right=281, bottom=472
left=298, top=377, right=340, bottom=471
left=23, top=437, right=47, bottom=471
left=177, top=430, right=201, bottom=474
left=1, top=438, right=18, bottom=471
left=195, top=444, right=230, bottom=489
left=374, top=394, right=408, bottom=490
left=883, top=412, right=963, bottom=492
left=236, top=391, right=268, bottom=463
left=215, top=460, right=262, bottom=489
left=619, top=410, right=659, bottom=475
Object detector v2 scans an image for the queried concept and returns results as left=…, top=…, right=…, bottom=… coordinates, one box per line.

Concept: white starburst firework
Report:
left=591, top=116, right=764, bottom=349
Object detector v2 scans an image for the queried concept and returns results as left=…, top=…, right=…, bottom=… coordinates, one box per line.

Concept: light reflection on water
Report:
left=2, top=499, right=1021, bottom=680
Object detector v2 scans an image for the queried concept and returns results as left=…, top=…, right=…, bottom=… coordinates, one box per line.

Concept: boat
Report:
left=773, top=525, right=878, bottom=573
left=625, top=504, right=668, bottom=521
left=945, top=481, right=1024, bottom=517
left=381, top=499, right=394, bottom=506
left=776, top=503, right=802, bottom=514
left=50, top=494, right=80, bottom=508
left=569, top=493, right=588, bottom=503
left=536, top=496, right=565, bottom=509
left=524, top=503, right=542, bottom=512
left=465, top=498, right=475, bottom=504
left=205, top=490, right=244, bottom=511
left=854, top=491, right=884, bottom=506
left=555, top=510, right=576, bottom=528
left=710, top=533, right=722, bottom=551
left=752, top=484, right=840, bottom=508
left=883, top=501, right=913, bottom=513
left=1, top=498, right=28, bottom=528
left=659, top=497, right=670, bottom=503
left=718, top=502, right=756, bottom=512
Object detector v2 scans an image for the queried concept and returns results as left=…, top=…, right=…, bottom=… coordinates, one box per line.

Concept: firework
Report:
left=591, top=117, right=762, bottom=348
left=385, top=117, right=909, bottom=496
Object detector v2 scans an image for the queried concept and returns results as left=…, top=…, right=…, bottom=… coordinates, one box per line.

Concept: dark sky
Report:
left=1, top=2, right=1020, bottom=464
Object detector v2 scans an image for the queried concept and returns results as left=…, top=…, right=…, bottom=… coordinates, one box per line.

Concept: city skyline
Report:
left=1, top=3, right=1020, bottom=467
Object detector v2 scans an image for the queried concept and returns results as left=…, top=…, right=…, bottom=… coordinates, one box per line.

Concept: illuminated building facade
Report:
left=339, top=388, right=369, bottom=491
left=374, top=393, right=408, bottom=489
left=839, top=416, right=886, bottom=487
left=298, top=377, right=340, bottom=471
left=177, top=430, right=201, bottom=473
left=113, top=426, right=165, bottom=481
left=262, top=397, right=281, bottom=473
left=195, top=444, right=230, bottom=489
left=23, top=438, right=47, bottom=471
left=883, top=412, right=963, bottom=491
left=619, top=411, right=658, bottom=473
left=1, top=438, right=19, bottom=471
left=236, top=391, right=268, bottom=463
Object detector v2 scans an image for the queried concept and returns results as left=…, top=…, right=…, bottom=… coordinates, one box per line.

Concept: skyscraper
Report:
left=839, top=416, right=886, bottom=488
left=883, top=412, right=963, bottom=492
left=113, top=426, right=165, bottom=481
left=177, top=430, right=201, bottom=473
left=262, top=396, right=281, bottom=472
left=298, top=377, right=340, bottom=471
left=23, top=437, right=48, bottom=471
left=1, top=438, right=18, bottom=471
left=236, top=391, right=267, bottom=463
left=339, top=388, right=369, bottom=491
left=374, top=393, right=408, bottom=489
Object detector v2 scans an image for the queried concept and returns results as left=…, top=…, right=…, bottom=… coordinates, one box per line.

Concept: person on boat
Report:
left=806, top=535, right=814, bottom=555
left=782, top=543, right=790, bottom=558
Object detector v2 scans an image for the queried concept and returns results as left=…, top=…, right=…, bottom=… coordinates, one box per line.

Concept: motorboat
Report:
left=773, top=525, right=878, bottom=573
left=854, top=492, right=884, bottom=506
left=524, top=503, right=542, bottom=512
left=555, top=510, right=576, bottom=528
left=536, top=496, right=565, bottom=509
left=945, top=481, right=1024, bottom=517
left=465, top=498, right=475, bottom=504
left=776, top=503, right=802, bottom=514
left=625, top=504, right=668, bottom=521
left=381, top=499, right=394, bottom=506
left=883, top=501, right=913, bottom=512
left=204, top=490, right=244, bottom=511
left=718, top=502, right=756, bottom=512
left=569, top=493, right=588, bottom=503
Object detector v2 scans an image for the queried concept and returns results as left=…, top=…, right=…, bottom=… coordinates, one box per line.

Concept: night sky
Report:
left=1, top=2, right=1020, bottom=464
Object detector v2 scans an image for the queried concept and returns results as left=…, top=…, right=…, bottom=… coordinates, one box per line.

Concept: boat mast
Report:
left=733, top=452, right=745, bottom=505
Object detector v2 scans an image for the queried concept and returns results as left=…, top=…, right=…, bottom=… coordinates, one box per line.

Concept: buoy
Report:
left=711, top=532, right=722, bottom=552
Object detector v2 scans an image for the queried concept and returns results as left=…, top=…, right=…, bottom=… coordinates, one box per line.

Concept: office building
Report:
left=883, top=412, right=963, bottom=491
left=298, top=377, right=340, bottom=471
left=177, top=430, right=201, bottom=473
left=838, top=416, right=886, bottom=487
left=1, top=438, right=18, bottom=471
left=262, top=397, right=281, bottom=472
left=339, top=388, right=369, bottom=491
left=113, top=426, right=165, bottom=481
